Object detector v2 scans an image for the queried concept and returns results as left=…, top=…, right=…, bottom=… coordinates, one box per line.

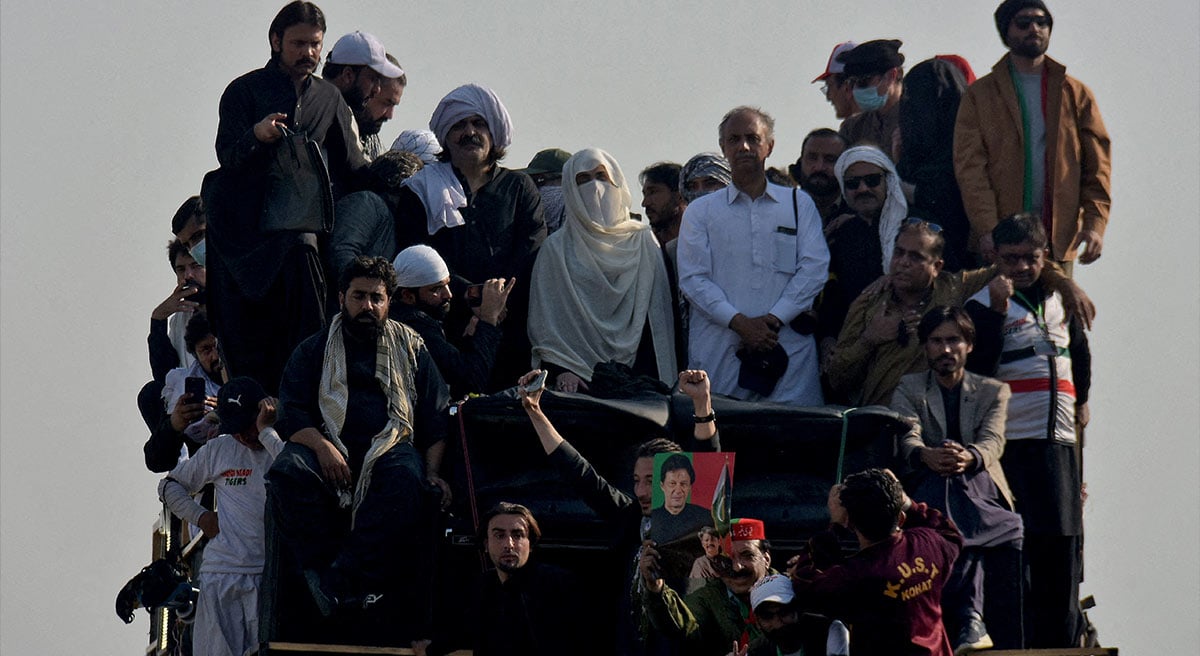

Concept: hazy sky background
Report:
left=2, top=1, right=1197, bottom=653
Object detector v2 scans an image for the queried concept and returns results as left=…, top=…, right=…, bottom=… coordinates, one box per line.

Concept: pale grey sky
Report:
left=2, top=1, right=1197, bottom=653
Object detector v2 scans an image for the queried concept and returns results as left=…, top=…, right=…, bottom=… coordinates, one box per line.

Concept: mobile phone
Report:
left=522, top=370, right=549, bottom=394
left=182, top=280, right=206, bottom=306
left=465, top=284, right=483, bottom=307
left=185, top=376, right=207, bottom=405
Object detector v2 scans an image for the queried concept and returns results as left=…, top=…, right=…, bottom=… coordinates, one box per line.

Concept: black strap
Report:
left=792, top=188, right=799, bottom=228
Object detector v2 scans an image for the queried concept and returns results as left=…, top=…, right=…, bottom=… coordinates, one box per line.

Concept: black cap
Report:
left=994, top=0, right=1053, bottom=43
left=217, top=377, right=267, bottom=435
left=837, top=40, right=905, bottom=78
left=736, top=344, right=789, bottom=397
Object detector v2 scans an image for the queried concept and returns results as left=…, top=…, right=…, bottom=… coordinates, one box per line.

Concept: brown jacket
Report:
left=891, top=370, right=1015, bottom=509
left=953, top=54, right=1112, bottom=260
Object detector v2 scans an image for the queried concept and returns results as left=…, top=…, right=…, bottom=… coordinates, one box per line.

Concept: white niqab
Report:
left=528, top=148, right=676, bottom=384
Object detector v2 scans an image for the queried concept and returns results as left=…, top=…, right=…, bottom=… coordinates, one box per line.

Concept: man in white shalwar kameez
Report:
left=678, top=106, right=830, bottom=405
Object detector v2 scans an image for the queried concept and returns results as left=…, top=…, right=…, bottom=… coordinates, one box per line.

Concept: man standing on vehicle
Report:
left=204, top=1, right=368, bottom=393
left=954, top=0, right=1111, bottom=271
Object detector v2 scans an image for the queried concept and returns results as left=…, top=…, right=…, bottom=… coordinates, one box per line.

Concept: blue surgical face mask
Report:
left=852, top=84, right=888, bottom=112
left=189, top=239, right=207, bottom=268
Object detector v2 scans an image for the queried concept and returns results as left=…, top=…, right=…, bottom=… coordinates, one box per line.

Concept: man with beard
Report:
left=955, top=0, right=1111, bottom=272
left=678, top=107, right=829, bottom=406
left=640, top=162, right=687, bottom=245
left=322, top=32, right=406, bottom=161
left=518, top=367, right=718, bottom=655
left=144, top=313, right=225, bottom=472
left=964, top=214, right=1091, bottom=648
left=827, top=219, right=1090, bottom=407
left=149, top=198, right=209, bottom=383
left=204, top=1, right=368, bottom=394
left=395, top=83, right=546, bottom=390
left=390, top=245, right=514, bottom=399
left=787, top=129, right=848, bottom=225
left=892, top=306, right=1024, bottom=653
left=641, top=518, right=774, bottom=656
left=265, top=255, right=449, bottom=649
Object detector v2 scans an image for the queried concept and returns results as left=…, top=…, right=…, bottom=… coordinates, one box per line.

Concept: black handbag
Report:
left=260, top=125, right=334, bottom=234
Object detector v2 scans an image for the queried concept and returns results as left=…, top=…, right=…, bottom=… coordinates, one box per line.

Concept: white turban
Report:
left=429, top=83, right=513, bottom=152
left=390, top=129, right=442, bottom=165
left=834, top=145, right=907, bottom=273
left=392, top=245, right=450, bottom=288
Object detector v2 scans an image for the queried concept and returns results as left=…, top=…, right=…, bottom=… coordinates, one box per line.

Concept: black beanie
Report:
left=994, top=0, right=1053, bottom=42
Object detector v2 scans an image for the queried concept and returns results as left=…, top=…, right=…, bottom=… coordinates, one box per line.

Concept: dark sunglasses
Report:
left=903, top=217, right=943, bottom=233
left=1013, top=15, right=1051, bottom=29
left=843, top=173, right=885, bottom=190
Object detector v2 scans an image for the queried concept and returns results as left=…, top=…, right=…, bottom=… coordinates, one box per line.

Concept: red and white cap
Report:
left=812, top=41, right=858, bottom=83
left=327, top=31, right=404, bottom=79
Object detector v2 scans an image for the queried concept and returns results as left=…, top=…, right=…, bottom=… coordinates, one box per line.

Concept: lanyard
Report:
left=1012, top=289, right=1050, bottom=337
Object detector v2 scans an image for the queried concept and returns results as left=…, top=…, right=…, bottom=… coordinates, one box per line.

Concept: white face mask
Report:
left=189, top=239, right=207, bottom=267
left=578, top=180, right=626, bottom=228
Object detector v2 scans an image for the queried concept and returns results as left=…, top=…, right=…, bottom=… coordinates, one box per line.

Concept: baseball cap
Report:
left=750, top=573, right=796, bottom=610
left=522, top=148, right=572, bottom=177
left=217, top=377, right=267, bottom=435
left=327, top=31, right=405, bottom=78
left=812, top=41, right=858, bottom=83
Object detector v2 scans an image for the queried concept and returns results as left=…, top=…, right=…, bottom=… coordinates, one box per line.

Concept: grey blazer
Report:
left=891, top=370, right=1014, bottom=509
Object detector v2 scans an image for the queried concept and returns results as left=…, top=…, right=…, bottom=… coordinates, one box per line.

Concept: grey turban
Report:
left=429, top=83, right=513, bottom=152
left=679, top=153, right=732, bottom=203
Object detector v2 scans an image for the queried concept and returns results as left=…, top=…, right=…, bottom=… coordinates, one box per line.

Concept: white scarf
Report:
left=834, top=145, right=908, bottom=273
left=528, top=148, right=676, bottom=384
left=401, top=161, right=468, bottom=236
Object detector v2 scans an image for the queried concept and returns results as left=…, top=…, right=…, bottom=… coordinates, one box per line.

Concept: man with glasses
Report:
left=818, top=146, right=908, bottom=360
left=955, top=0, right=1111, bottom=273
left=812, top=42, right=859, bottom=121
left=964, top=213, right=1091, bottom=648
left=827, top=218, right=1088, bottom=407
left=836, top=40, right=905, bottom=150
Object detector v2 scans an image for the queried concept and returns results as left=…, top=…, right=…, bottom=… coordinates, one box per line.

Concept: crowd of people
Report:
left=135, top=0, right=1113, bottom=654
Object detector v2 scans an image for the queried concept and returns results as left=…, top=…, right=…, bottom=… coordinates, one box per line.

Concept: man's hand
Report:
left=1069, top=228, right=1104, bottom=264
left=724, top=640, right=750, bottom=656
left=410, top=639, right=431, bottom=656
left=862, top=305, right=900, bottom=347
left=253, top=112, right=288, bottom=143
left=477, top=277, right=515, bottom=326
left=638, top=541, right=665, bottom=593
left=1060, top=279, right=1096, bottom=331
left=678, top=369, right=711, bottom=407
left=919, top=442, right=974, bottom=476
left=555, top=371, right=589, bottom=394
left=256, top=397, right=277, bottom=433
left=151, top=282, right=201, bottom=321
left=427, top=475, right=452, bottom=511
left=169, top=393, right=208, bottom=432
left=978, top=233, right=997, bottom=265
left=313, top=439, right=352, bottom=488
left=197, top=511, right=220, bottom=539
left=518, top=370, right=545, bottom=412
left=987, top=274, right=1014, bottom=313
left=1077, top=402, right=1090, bottom=429
left=827, top=484, right=849, bottom=527
left=729, top=313, right=780, bottom=351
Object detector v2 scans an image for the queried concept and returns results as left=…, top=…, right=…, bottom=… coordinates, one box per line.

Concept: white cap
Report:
left=328, top=31, right=404, bottom=78
left=812, top=41, right=858, bottom=83
left=750, top=573, right=795, bottom=611
left=392, top=245, right=449, bottom=289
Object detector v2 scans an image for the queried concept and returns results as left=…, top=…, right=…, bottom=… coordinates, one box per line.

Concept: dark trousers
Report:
left=211, top=246, right=326, bottom=395
left=263, top=440, right=435, bottom=645
left=1024, top=534, right=1083, bottom=648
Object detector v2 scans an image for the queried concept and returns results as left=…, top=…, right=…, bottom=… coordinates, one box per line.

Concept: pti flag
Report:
left=711, top=456, right=732, bottom=540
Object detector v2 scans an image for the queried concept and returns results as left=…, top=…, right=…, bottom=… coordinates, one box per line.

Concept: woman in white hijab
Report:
left=528, top=148, right=676, bottom=392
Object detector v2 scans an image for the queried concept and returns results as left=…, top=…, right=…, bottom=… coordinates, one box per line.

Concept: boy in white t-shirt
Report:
left=159, top=377, right=283, bottom=656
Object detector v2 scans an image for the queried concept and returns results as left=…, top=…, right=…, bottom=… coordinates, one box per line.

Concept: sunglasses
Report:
left=1013, top=15, right=1051, bottom=30
left=843, top=173, right=885, bottom=190
left=903, top=217, right=943, bottom=233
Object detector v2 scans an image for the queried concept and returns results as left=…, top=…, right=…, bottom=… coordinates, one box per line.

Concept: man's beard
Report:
left=801, top=172, right=839, bottom=196
left=342, top=308, right=384, bottom=342
left=355, top=106, right=384, bottom=136
left=1011, top=38, right=1048, bottom=59
left=417, top=299, right=450, bottom=321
